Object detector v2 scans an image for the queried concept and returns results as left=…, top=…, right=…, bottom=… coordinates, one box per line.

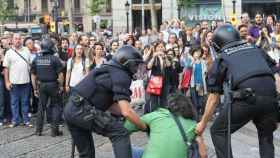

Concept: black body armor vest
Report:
left=73, top=61, right=132, bottom=111
left=35, top=55, right=58, bottom=82
left=220, top=44, right=273, bottom=88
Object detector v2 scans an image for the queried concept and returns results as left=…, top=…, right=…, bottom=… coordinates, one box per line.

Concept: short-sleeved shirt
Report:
left=124, top=108, right=197, bottom=158
left=3, top=47, right=31, bottom=84
left=74, top=62, right=132, bottom=111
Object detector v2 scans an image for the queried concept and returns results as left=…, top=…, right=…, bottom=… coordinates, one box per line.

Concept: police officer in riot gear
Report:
left=64, top=45, right=147, bottom=158
left=195, top=24, right=279, bottom=158
left=31, top=38, right=64, bottom=137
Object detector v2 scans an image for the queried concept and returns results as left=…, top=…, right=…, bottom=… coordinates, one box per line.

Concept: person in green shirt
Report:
left=125, top=93, right=207, bottom=158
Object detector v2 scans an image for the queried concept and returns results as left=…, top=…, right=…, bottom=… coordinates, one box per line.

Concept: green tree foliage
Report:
left=88, top=0, right=105, bottom=15
left=0, top=0, right=15, bottom=24
left=177, top=0, right=196, bottom=8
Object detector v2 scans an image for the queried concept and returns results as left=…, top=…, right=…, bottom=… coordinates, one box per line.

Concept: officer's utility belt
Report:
left=70, top=93, right=120, bottom=129
left=232, top=88, right=255, bottom=100
left=70, top=93, right=86, bottom=107
left=38, top=80, right=58, bottom=84
left=70, top=93, right=125, bottom=120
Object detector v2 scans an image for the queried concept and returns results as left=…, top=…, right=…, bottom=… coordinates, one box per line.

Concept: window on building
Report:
left=7, top=0, right=14, bottom=9
left=74, top=0, right=80, bottom=9
left=243, top=2, right=280, bottom=19
left=106, top=0, right=112, bottom=12
left=132, top=0, right=161, bottom=4
left=59, top=0, right=65, bottom=9
left=42, top=0, right=48, bottom=13
left=24, top=0, right=28, bottom=13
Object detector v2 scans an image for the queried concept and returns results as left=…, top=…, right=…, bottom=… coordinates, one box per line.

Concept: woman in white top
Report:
left=65, top=44, right=90, bottom=93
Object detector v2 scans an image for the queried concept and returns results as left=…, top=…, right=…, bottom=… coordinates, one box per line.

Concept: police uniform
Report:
left=207, top=25, right=278, bottom=158
left=31, top=39, right=64, bottom=137
left=64, top=46, right=144, bottom=158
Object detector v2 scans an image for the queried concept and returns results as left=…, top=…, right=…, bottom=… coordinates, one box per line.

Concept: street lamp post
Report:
left=52, top=0, right=59, bottom=34
left=177, top=1, right=184, bottom=20
left=232, top=0, right=236, bottom=14
left=125, top=1, right=130, bottom=33
left=55, top=1, right=59, bottom=34
left=141, top=0, right=145, bottom=30
left=15, top=5, right=19, bottom=29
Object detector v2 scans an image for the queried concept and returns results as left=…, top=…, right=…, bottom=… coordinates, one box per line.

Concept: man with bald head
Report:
left=3, top=33, right=32, bottom=128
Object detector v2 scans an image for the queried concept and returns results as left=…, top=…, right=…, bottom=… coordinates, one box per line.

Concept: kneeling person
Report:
left=125, top=93, right=207, bottom=158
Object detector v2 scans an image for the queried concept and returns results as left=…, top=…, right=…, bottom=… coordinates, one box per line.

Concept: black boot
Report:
left=35, top=129, right=42, bottom=136
left=51, top=126, right=63, bottom=137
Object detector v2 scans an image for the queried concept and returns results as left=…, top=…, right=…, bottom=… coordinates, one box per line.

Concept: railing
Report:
left=132, top=0, right=161, bottom=4
left=1, top=15, right=37, bottom=24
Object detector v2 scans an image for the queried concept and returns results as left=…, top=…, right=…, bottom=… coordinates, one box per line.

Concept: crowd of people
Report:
left=0, top=11, right=279, bottom=157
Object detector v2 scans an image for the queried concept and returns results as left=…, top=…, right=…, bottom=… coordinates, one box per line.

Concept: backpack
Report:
left=170, top=113, right=200, bottom=158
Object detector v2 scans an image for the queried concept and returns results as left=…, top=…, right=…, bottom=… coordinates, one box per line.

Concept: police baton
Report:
left=71, top=139, right=75, bottom=158
left=223, top=75, right=233, bottom=158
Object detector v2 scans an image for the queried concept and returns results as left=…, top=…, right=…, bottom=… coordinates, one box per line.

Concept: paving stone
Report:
left=0, top=118, right=279, bottom=158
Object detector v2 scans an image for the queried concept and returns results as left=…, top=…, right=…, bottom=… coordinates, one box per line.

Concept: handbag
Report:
left=170, top=113, right=200, bottom=158
left=181, top=69, right=192, bottom=89
left=146, top=75, right=163, bottom=96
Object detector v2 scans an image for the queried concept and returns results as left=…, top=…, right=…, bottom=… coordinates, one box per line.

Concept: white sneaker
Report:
left=24, top=122, right=33, bottom=128
left=0, top=122, right=3, bottom=126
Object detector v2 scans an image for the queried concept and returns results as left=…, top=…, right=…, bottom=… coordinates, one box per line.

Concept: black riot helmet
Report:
left=112, top=45, right=143, bottom=75
left=212, top=24, right=242, bottom=53
left=40, top=38, right=55, bottom=55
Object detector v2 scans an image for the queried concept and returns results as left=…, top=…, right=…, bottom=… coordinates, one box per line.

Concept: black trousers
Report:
left=64, top=98, right=132, bottom=158
left=211, top=95, right=278, bottom=158
left=36, top=82, right=62, bottom=132
left=30, top=84, right=39, bottom=114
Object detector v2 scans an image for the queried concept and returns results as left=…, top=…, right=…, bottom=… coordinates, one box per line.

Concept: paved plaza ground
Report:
left=0, top=116, right=279, bottom=158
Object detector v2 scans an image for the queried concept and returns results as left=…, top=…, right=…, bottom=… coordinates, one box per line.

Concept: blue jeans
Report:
left=10, top=83, right=31, bottom=124
left=132, top=146, right=144, bottom=158
left=190, top=87, right=204, bottom=114
left=0, top=77, right=5, bottom=122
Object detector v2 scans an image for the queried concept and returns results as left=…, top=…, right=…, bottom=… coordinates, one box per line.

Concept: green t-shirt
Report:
left=124, top=108, right=197, bottom=158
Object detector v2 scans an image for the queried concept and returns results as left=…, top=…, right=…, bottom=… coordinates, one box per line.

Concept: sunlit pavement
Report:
left=0, top=115, right=279, bottom=158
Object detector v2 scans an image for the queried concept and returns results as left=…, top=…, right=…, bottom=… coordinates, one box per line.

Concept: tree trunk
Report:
left=149, top=0, right=158, bottom=29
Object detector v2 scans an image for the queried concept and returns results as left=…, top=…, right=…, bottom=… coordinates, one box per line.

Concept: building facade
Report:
left=114, top=0, right=280, bottom=33
left=9, top=0, right=280, bottom=33
left=180, top=0, right=280, bottom=25
left=11, top=0, right=112, bottom=32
